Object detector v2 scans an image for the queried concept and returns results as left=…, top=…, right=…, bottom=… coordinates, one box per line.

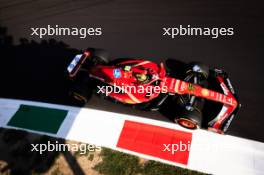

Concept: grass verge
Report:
left=94, top=148, right=207, bottom=175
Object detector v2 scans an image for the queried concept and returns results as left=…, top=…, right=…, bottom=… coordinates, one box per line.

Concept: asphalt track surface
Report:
left=0, top=0, right=264, bottom=142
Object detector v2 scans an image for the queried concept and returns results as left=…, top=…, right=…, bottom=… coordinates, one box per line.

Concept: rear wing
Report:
left=67, top=51, right=91, bottom=77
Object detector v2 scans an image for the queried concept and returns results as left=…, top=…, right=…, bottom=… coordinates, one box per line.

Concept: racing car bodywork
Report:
left=67, top=48, right=241, bottom=134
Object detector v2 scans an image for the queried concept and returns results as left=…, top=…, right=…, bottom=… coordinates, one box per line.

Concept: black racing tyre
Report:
left=175, top=109, right=202, bottom=129
left=187, top=62, right=209, bottom=80
left=92, top=48, right=109, bottom=65
left=69, top=90, right=90, bottom=105
left=108, top=58, right=136, bottom=65
left=69, top=74, right=92, bottom=105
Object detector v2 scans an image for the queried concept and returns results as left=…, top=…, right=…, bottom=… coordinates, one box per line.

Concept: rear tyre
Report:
left=69, top=74, right=92, bottom=106
left=175, top=109, right=202, bottom=129
left=91, top=48, right=109, bottom=65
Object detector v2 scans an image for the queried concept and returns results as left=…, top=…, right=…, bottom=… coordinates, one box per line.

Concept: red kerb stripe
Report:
left=117, top=120, right=192, bottom=165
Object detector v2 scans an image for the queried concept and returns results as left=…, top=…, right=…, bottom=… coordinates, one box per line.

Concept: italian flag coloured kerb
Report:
left=1, top=98, right=264, bottom=175
left=3, top=102, right=192, bottom=165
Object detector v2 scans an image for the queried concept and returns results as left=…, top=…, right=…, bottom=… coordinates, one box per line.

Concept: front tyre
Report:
left=175, top=109, right=202, bottom=130
left=186, top=62, right=209, bottom=80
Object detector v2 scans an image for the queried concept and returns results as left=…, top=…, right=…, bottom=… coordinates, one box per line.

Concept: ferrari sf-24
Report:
left=66, top=48, right=241, bottom=134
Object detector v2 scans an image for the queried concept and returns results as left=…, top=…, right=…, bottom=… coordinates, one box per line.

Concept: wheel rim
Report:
left=177, top=118, right=197, bottom=129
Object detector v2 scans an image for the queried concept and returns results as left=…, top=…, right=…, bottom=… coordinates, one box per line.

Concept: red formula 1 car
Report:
left=66, top=48, right=241, bottom=134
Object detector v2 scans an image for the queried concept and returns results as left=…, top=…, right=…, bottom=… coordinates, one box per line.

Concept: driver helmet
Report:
left=135, top=73, right=147, bottom=82
left=124, top=65, right=131, bottom=72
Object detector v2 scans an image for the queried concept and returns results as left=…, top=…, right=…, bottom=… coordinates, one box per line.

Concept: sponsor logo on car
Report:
left=113, top=69, right=122, bottom=78
left=187, top=83, right=195, bottom=91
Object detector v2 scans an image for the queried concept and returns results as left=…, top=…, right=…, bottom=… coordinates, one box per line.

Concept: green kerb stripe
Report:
left=7, top=105, right=68, bottom=134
